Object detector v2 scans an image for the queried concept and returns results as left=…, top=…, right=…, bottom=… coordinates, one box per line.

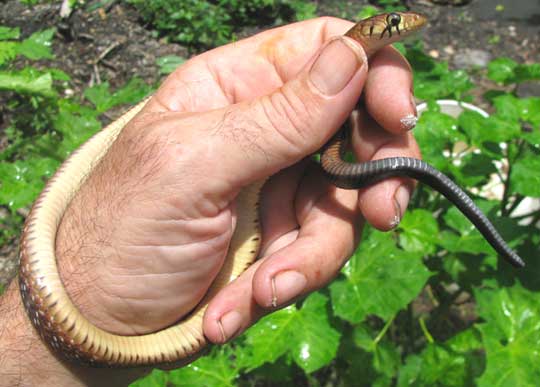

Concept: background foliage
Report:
left=1, top=1, right=539, bottom=386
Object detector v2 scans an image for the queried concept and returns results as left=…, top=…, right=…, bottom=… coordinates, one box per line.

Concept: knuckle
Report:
left=259, top=87, right=323, bottom=156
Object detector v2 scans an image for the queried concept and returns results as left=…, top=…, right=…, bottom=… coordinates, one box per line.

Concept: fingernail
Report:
left=401, top=94, right=418, bottom=131
left=400, top=114, right=418, bottom=131
left=310, top=38, right=363, bottom=96
left=217, top=310, right=242, bottom=343
left=391, top=185, right=410, bottom=228
left=270, top=270, right=307, bottom=308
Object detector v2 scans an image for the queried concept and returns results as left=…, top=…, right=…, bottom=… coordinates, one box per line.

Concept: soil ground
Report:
left=0, top=0, right=539, bottom=294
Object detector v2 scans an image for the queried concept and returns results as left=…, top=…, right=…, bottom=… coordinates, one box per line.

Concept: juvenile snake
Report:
left=18, top=12, right=524, bottom=368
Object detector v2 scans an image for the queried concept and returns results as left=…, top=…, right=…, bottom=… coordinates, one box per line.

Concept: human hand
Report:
left=55, top=17, right=420, bottom=347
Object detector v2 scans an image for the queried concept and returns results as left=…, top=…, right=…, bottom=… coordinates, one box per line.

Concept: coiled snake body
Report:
left=18, top=12, right=524, bottom=368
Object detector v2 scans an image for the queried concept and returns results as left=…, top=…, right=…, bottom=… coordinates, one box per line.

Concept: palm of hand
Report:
left=56, top=17, right=418, bottom=344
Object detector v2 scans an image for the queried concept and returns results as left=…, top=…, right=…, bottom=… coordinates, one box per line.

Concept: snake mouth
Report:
left=405, top=12, right=428, bottom=32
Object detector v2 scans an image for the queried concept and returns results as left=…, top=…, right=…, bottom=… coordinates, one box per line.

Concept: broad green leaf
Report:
left=460, top=110, right=520, bottom=149
left=330, top=231, right=432, bottom=323
left=0, top=41, right=18, bottom=65
left=156, top=55, right=186, bottom=74
left=414, top=60, right=472, bottom=100
left=244, top=292, right=340, bottom=373
left=397, top=328, right=484, bottom=387
left=510, top=155, right=540, bottom=197
left=492, top=94, right=521, bottom=121
left=514, top=63, right=540, bottom=83
left=290, top=0, right=317, bottom=21
left=0, top=157, right=58, bottom=210
left=520, top=98, right=540, bottom=145
left=49, top=68, right=71, bottom=81
left=453, top=152, right=497, bottom=187
left=357, top=5, right=379, bottom=19
left=398, top=209, right=439, bottom=254
left=415, top=109, right=462, bottom=171
left=339, top=327, right=392, bottom=386
left=52, top=101, right=101, bottom=157
left=475, top=284, right=540, bottom=386
left=0, top=26, right=20, bottom=40
left=0, top=70, right=54, bottom=96
left=439, top=202, right=498, bottom=256
left=353, top=324, right=400, bottom=379
left=242, top=357, right=296, bottom=385
left=487, top=57, right=518, bottom=84
left=18, top=28, right=55, bottom=60
left=129, top=369, right=169, bottom=387
left=167, top=347, right=239, bottom=387
left=84, top=79, right=151, bottom=113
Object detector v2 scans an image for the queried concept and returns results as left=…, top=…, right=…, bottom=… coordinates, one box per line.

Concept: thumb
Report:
left=209, top=36, right=368, bottom=186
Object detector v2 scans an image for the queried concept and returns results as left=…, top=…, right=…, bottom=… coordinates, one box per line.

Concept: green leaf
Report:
left=0, top=70, right=55, bottom=96
left=156, top=55, right=186, bottom=75
left=53, top=100, right=101, bottom=156
left=415, top=109, right=462, bottom=171
left=492, top=94, right=521, bottom=121
left=510, top=155, right=540, bottom=197
left=487, top=59, right=540, bottom=85
left=475, top=284, right=540, bottom=386
left=244, top=292, right=340, bottom=373
left=84, top=79, right=151, bottom=113
left=414, top=61, right=473, bottom=100
left=439, top=202, right=495, bottom=256
left=357, top=5, right=380, bottom=19
left=0, top=157, right=58, bottom=211
left=521, top=98, right=540, bottom=146
left=18, top=28, right=55, bottom=60
left=398, top=209, right=439, bottom=254
left=514, top=63, right=540, bottom=83
left=353, top=324, right=400, bottom=379
left=330, top=231, right=432, bottom=323
left=167, top=346, right=239, bottom=387
left=129, top=369, right=169, bottom=387
left=397, top=328, right=484, bottom=386
left=454, top=152, right=497, bottom=187
left=0, top=26, right=20, bottom=40
left=290, top=0, right=317, bottom=21
left=487, top=57, right=518, bottom=84
left=0, top=41, right=19, bottom=65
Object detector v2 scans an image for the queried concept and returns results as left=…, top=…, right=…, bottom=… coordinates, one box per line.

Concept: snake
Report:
left=18, top=12, right=525, bottom=368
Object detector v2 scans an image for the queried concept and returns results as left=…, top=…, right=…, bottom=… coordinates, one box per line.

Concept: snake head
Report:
left=346, top=12, right=427, bottom=57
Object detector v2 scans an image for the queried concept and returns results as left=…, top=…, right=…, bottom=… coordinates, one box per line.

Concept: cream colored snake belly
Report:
left=18, top=12, right=523, bottom=368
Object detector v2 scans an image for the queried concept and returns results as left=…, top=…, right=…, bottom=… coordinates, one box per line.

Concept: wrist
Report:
left=0, top=280, right=147, bottom=386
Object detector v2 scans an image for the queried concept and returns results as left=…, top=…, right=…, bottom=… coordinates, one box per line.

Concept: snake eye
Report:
left=387, top=13, right=401, bottom=27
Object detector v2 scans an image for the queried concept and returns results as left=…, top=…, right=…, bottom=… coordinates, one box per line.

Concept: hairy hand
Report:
left=55, top=17, right=420, bottom=345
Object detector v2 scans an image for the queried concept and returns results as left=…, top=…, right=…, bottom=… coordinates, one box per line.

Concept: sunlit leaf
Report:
left=0, top=70, right=54, bottom=96
left=167, top=347, right=239, bottom=387
left=330, top=231, right=432, bottom=323
left=244, top=292, right=340, bottom=373
left=18, top=28, right=55, bottom=60
left=510, top=155, right=540, bottom=197
left=0, top=26, right=20, bottom=40
left=475, top=284, right=540, bottom=386
left=399, top=209, right=439, bottom=254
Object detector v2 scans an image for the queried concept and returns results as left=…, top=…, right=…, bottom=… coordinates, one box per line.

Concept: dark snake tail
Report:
left=321, top=134, right=525, bottom=268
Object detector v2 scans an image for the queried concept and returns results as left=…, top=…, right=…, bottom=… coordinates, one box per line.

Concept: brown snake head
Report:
left=346, top=12, right=427, bottom=57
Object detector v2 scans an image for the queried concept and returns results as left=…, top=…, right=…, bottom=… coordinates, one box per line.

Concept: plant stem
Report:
left=419, top=316, right=434, bottom=344
left=374, top=315, right=396, bottom=346
left=502, top=139, right=525, bottom=216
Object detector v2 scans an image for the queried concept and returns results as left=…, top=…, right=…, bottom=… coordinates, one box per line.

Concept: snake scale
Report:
left=18, top=12, right=524, bottom=368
